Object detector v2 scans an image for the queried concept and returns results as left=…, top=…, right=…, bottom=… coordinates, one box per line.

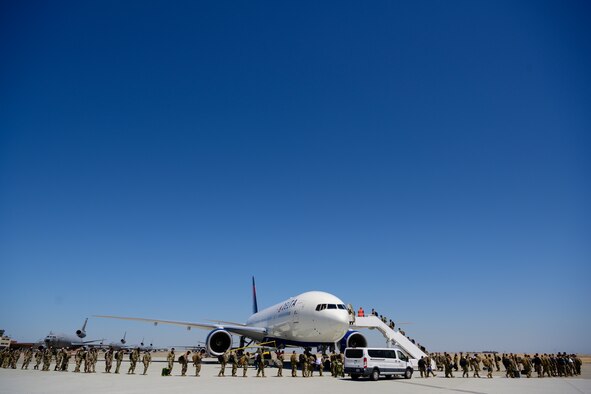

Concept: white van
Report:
left=344, top=347, right=413, bottom=381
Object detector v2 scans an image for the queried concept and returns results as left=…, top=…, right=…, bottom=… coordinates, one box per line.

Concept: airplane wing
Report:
left=94, top=315, right=267, bottom=338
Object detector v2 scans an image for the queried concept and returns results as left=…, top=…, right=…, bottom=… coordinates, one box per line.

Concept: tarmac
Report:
left=1, top=359, right=590, bottom=394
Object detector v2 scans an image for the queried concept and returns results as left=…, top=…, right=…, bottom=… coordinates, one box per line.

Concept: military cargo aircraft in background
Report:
left=39, top=318, right=104, bottom=348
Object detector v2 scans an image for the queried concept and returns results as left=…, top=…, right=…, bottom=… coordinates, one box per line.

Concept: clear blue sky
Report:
left=1, top=0, right=589, bottom=354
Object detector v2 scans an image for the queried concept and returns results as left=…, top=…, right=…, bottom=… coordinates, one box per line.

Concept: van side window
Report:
left=368, top=350, right=385, bottom=358
left=397, top=351, right=409, bottom=362
left=385, top=350, right=397, bottom=359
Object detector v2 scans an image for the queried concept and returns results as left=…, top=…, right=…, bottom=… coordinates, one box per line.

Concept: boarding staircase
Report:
left=351, top=316, right=435, bottom=370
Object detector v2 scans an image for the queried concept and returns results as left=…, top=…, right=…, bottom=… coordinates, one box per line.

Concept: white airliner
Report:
left=96, top=278, right=367, bottom=355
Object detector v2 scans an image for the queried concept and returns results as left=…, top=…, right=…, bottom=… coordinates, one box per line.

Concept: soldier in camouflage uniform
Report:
left=180, top=351, right=190, bottom=376
left=34, top=348, right=43, bottom=370
left=54, top=348, right=63, bottom=371
left=460, top=354, right=469, bottom=378
left=483, top=356, right=493, bottom=378
left=61, top=348, right=71, bottom=371
left=256, top=351, right=266, bottom=377
left=240, top=352, right=250, bottom=377
left=444, top=353, right=454, bottom=378
left=218, top=351, right=227, bottom=377
left=142, top=350, right=151, bottom=375
left=192, top=349, right=203, bottom=376
left=166, top=348, right=175, bottom=376
left=471, top=354, right=481, bottom=378
left=21, top=348, right=33, bottom=370
left=42, top=346, right=53, bottom=371
left=10, top=349, right=20, bottom=369
left=114, top=349, right=124, bottom=374
left=84, top=347, right=92, bottom=373
left=308, top=354, right=315, bottom=377
left=522, top=354, right=532, bottom=378
left=104, top=348, right=114, bottom=373
left=230, top=351, right=238, bottom=377
left=276, top=351, right=284, bottom=377
left=301, top=353, right=308, bottom=377
left=290, top=351, right=298, bottom=377
left=73, top=347, right=83, bottom=372
left=128, top=347, right=140, bottom=374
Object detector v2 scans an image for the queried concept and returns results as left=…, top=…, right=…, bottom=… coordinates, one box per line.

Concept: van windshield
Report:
left=345, top=349, right=363, bottom=358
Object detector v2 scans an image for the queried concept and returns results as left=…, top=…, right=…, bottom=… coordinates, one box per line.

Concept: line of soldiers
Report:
left=206, top=348, right=347, bottom=378
left=0, top=346, right=154, bottom=375
left=162, top=348, right=206, bottom=377
left=420, top=352, right=582, bottom=378
left=3, top=345, right=583, bottom=380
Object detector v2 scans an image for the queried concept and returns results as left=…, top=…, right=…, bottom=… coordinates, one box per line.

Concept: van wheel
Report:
left=351, top=374, right=359, bottom=380
left=404, top=368, right=413, bottom=379
left=370, top=369, right=379, bottom=381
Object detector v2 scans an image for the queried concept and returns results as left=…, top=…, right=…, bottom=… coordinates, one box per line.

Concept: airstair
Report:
left=351, top=315, right=435, bottom=370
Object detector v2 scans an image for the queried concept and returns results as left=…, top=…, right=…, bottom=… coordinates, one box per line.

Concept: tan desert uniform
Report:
left=128, top=348, right=140, bottom=374
left=21, top=348, right=33, bottom=370
left=276, top=352, right=284, bottom=377
left=231, top=351, right=238, bottom=377
left=240, top=353, right=249, bottom=377
left=114, top=350, right=124, bottom=374
left=256, top=353, right=265, bottom=377
left=104, top=349, right=113, bottom=373
left=218, top=352, right=227, bottom=377
left=471, top=355, right=481, bottom=378
left=142, top=351, right=151, bottom=375
left=180, top=352, right=190, bottom=376
left=522, top=355, right=532, bottom=378
left=192, top=351, right=202, bottom=376
left=290, top=352, right=298, bottom=377
left=166, top=349, right=175, bottom=375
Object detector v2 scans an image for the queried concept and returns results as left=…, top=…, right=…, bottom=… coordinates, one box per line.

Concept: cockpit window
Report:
left=337, top=304, right=346, bottom=309
left=327, top=304, right=337, bottom=309
left=316, top=304, right=328, bottom=311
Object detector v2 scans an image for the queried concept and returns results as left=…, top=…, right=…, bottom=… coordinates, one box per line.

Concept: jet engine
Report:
left=76, top=318, right=88, bottom=339
left=338, top=330, right=367, bottom=351
left=206, top=329, right=233, bottom=356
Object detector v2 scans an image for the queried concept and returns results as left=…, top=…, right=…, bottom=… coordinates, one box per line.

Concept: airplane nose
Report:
left=329, top=310, right=350, bottom=328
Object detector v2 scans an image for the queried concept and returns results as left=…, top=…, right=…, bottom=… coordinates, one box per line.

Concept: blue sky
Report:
left=1, top=0, right=589, bottom=354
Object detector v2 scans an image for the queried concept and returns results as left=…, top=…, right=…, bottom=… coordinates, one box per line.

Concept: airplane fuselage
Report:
left=245, top=291, right=350, bottom=345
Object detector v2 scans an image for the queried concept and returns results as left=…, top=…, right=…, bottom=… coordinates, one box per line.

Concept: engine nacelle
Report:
left=76, top=329, right=86, bottom=339
left=338, top=330, right=367, bottom=352
left=206, top=329, right=233, bottom=356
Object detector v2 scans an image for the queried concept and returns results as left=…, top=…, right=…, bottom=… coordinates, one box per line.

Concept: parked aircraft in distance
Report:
left=100, top=332, right=154, bottom=351
left=97, top=277, right=367, bottom=356
left=40, top=318, right=104, bottom=348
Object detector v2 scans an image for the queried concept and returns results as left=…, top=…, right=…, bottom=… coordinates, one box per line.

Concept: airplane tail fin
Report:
left=252, top=276, right=258, bottom=314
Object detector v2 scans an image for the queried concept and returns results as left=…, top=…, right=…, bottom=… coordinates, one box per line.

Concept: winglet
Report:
left=252, top=276, right=258, bottom=314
